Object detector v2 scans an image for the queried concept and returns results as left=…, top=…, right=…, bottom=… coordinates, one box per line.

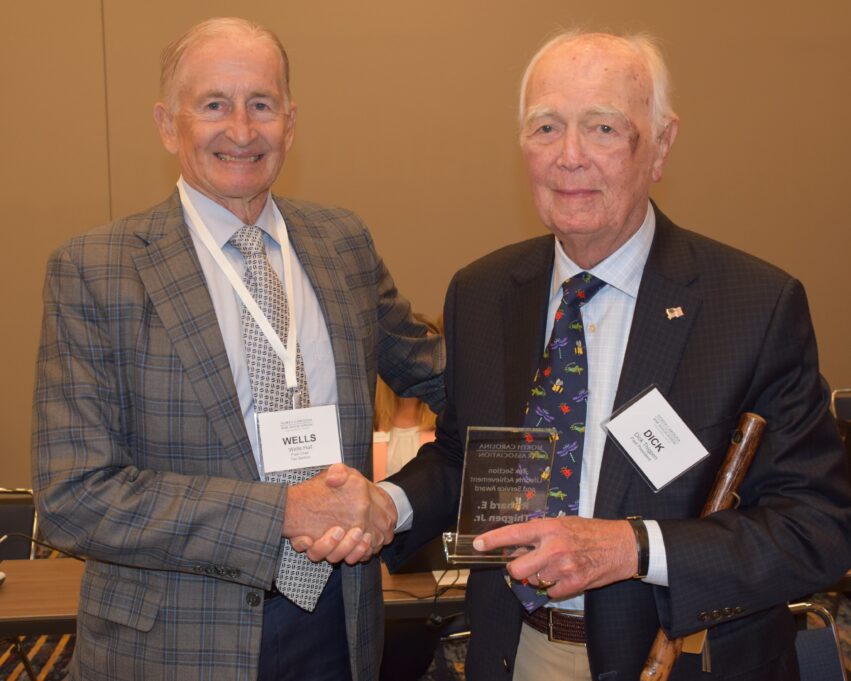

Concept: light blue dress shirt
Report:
left=547, top=203, right=668, bottom=612
left=178, top=178, right=338, bottom=478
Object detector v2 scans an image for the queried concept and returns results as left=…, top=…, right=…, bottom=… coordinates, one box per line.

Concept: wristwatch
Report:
left=626, top=516, right=649, bottom=579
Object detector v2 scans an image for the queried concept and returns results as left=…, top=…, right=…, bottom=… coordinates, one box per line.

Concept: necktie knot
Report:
left=561, top=272, right=606, bottom=308
left=230, top=224, right=267, bottom=258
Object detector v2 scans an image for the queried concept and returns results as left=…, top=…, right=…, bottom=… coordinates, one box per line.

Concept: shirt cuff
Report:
left=643, top=519, right=669, bottom=586
left=376, top=481, right=413, bottom=532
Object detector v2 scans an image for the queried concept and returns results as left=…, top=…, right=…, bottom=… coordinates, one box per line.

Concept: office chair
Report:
left=832, top=389, right=851, bottom=421
left=0, top=487, right=39, bottom=680
left=827, top=389, right=851, bottom=616
left=831, top=388, right=851, bottom=480
left=789, top=601, right=848, bottom=681
left=0, top=488, right=37, bottom=560
left=380, top=556, right=469, bottom=681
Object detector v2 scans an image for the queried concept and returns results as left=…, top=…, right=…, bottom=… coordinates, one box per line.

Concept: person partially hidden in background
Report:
left=363, top=30, right=849, bottom=681
left=373, top=314, right=442, bottom=482
left=32, top=16, right=443, bottom=681
left=371, top=313, right=447, bottom=681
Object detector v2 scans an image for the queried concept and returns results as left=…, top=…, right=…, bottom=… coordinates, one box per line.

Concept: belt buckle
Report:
left=546, top=608, right=585, bottom=646
left=546, top=608, right=564, bottom=644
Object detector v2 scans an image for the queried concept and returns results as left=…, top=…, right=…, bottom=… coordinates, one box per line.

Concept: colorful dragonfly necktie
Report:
left=510, top=271, right=606, bottom=612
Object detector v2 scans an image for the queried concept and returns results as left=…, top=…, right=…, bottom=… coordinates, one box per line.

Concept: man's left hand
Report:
left=473, top=517, right=637, bottom=599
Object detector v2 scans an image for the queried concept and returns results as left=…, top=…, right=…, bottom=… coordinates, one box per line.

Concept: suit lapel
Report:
left=276, top=198, right=370, bottom=469
left=131, top=195, right=258, bottom=480
left=503, top=238, right=555, bottom=424
left=594, top=209, right=702, bottom=517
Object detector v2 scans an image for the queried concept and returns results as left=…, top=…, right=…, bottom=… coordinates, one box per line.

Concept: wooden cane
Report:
left=639, top=412, right=767, bottom=681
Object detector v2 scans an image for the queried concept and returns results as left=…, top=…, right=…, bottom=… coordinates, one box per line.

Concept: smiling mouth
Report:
left=215, top=153, right=263, bottom=162
left=553, top=187, right=601, bottom=197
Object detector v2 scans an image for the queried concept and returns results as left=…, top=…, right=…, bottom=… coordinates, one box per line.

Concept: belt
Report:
left=523, top=607, right=586, bottom=644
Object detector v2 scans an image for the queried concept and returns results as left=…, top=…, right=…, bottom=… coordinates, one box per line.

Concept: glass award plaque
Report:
left=443, top=426, right=557, bottom=564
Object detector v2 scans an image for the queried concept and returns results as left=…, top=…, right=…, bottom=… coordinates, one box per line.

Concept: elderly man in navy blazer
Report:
left=32, top=17, right=443, bottom=681
left=372, top=31, right=851, bottom=681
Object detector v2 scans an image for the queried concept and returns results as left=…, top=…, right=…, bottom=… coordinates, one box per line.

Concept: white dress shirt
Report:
left=178, top=178, right=338, bottom=478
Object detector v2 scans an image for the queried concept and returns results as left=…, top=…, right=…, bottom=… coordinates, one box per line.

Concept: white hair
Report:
left=159, top=17, right=291, bottom=111
left=518, top=30, right=675, bottom=137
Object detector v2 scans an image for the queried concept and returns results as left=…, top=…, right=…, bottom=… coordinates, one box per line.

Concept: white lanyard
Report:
left=178, top=184, right=299, bottom=387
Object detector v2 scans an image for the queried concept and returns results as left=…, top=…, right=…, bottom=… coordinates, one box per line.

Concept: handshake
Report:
left=282, top=463, right=398, bottom=565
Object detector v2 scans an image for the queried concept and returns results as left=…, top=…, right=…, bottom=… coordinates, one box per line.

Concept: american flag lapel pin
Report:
left=666, top=306, right=684, bottom=320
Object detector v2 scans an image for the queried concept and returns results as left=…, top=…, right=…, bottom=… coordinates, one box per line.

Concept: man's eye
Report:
left=599, top=124, right=614, bottom=133
left=206, top=102, right=222, bottom=111
left=538, top=124, right=554, bottom=134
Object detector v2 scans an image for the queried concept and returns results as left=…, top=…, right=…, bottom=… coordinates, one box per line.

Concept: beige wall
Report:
left=3, top=2, right=111, bottom=487
left=4, top=2, right=849, bottom=486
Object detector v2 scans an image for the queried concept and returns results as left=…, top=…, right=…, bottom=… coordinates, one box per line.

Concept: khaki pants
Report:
left=512, top=622, right=592, bottom=681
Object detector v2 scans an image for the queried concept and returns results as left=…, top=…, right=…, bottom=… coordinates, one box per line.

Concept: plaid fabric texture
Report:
left=32, top=192, right=445, bottom=681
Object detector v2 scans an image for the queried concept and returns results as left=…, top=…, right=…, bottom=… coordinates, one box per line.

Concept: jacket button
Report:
left=711, top=609, right=722, bottom=620
left=246, top=591, right=262, bottom=607
left=734, top=606, right=744, bottom=614
left=228, top=568, right=241, bottom=578
left=698, top=611, right=710, bottom=622
left=192, top=564, right=204, bottom=573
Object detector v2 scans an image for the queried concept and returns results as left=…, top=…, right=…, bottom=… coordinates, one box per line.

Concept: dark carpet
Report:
left=2, top=595, right=848, bottom=680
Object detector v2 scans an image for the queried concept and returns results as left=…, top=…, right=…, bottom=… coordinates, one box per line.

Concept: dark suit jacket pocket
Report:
left=692, top=419, right=736, bottom=454
left=79, top=569, right=163, bottom=633
left=705, top=604, right=796, bottom=678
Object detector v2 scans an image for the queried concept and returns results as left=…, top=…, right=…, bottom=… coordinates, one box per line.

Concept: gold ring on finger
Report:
left=536, top=571, right=556, bottom=589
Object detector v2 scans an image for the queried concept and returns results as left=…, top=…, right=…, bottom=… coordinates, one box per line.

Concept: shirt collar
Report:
left=551, top=201, right=655, bottom=301
left=177, top=176, right=278, bottom=248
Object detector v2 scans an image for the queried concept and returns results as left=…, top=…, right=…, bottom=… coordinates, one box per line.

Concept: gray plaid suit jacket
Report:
left=32, top=192, right=444, bottom=681
left=385, top=205, right=851, bottom=680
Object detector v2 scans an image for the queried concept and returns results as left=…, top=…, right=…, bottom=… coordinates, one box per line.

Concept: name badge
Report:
left=257, top=404, right=343, bottom=474
left=603, top=386, right=708, bottom=491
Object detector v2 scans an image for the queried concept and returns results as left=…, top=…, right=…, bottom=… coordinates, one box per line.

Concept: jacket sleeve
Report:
left=367, top=228, right=446, bottom=413
left=656, top=276, right=851, bottom=636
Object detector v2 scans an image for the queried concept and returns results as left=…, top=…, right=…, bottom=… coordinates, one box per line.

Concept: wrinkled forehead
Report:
left=174, top=31, right=286, bottom=93
left=526, top=36, right=653, bottom=121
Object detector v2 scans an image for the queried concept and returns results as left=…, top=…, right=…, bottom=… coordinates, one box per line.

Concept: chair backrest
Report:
left=789, top=601, right=848, bottom=681
left=0, top=488, right=37, bottom=560
left=832, top=389, right=851, bottom=443
left=831, top=389, right=851, bottom=486
left=832, top=389, right=851, bottom=426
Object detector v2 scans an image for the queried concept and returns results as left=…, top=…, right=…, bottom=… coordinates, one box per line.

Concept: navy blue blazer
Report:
left=386, top=205, right=851, bottom=680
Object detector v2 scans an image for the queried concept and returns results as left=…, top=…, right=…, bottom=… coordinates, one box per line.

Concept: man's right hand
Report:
left=283, top=463, right=397, bottom=564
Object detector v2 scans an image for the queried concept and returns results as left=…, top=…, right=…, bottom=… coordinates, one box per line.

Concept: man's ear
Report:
left=153, top=102, right=179, bottom=155
left=650, top=117, right=679, bottom=183
left=283, top=102, right=297, bottom=153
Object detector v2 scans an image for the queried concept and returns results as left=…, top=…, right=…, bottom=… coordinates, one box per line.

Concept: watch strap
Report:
left=626, top=516, right=650, bottom=579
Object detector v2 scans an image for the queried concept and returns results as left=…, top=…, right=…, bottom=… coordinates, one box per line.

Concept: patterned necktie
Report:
left=230, top=224, right=332, bottom=612
left=510, top=271, right=606, bottom=612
